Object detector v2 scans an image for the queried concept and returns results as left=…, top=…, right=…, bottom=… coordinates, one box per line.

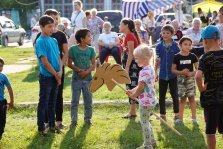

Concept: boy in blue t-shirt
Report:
left=35, top=15, right=62, bottom=135
left=155, top=25, right=180, bottom=122
left=0, top=57, right=14, bottom=139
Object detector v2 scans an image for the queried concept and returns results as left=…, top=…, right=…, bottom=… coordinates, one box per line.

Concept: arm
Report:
left=128, top=82, right=145, bottom=99
left=98, top=39, right=106, bottom=47
left=189, top=62, right=198, bottom=77
left=7, top=86, right=14, bottom=110
left=171, top=64, right=188, bottom=76
left=125, top=41, right=134, bottom=72
left=82, top=17, right=87, bottom=28
left=61, top=43, right=68, bottom=66
left=41, top=56, right=58, bottom=77
left=78, top=57, right=96, bottom=78
left=114, top=36, right=120, bottom=46
left=195, top=70, right=207, bottom=92
left=67, top=57, right=84, bottom=72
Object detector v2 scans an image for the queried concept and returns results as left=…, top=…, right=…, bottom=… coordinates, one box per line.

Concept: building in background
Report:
left=41, top=0, right=122, bottom=18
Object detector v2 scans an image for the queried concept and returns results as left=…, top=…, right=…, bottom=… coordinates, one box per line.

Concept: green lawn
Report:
left=0, top=104, right=222, bottom=149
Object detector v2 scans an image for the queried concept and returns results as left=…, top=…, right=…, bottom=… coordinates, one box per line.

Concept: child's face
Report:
left=134, top=55, right=146, bottom=67
left=134, top=22, right=141, bottom=30
left=161, top=30, right=173, bottom=41
left=104, top=25, right=111, bottom=33
left=81, top=32, right=92, bottom=45
left=40, top=23, right=55, bottom=36
left=180, top=40, right=192, bottom=53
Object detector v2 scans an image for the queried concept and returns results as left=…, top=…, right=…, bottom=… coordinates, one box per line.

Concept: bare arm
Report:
left=128, top=82, right=145, bottom=99
left=125, top=41, right=135, bottom=72
left=67, top=57, right=83, bottom=72
left=61, top=43, right=68, bottom=66
left=195, top=70, right=207, bottom=92
left=171, top=64, right=188, bottom=76
left=7, top=86, right=14, bottom=110
left=41, top=56, right=58, bottom=76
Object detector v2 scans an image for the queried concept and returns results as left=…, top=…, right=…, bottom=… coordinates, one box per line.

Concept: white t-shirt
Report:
left=71, top=10, right=85, bottom=29
left=98, top=32, right=118, bottom=45
left=30, top=17, right=37, bottom=28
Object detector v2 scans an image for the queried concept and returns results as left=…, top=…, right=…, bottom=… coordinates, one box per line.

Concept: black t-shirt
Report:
left=173, top=52, right=198, bottom=71
left=34, top=30, right=68, bottom=58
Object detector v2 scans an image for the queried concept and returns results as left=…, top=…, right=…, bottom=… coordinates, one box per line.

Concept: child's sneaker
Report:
left=69, top=121, right=77, bottom=129
left=38, top=130, right=48, bottom=136
left=174, top=119, right=183, bottom=124
left=85, top=120, right=93, bottom=126
left=192, top=119, right=198, bottom=124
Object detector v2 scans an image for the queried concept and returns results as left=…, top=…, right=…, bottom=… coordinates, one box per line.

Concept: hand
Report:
left=57, top=71, right=62, bottom=79
left=54, top=74, right=61, bottom=86
left=126, top=90, right=133, bottom=96
left=8, top=100, right=14, bottom=110
left=182, top=69, right=189, bottom=76
left=200, top=83, right=207, bottom=92
left=78, top=70, right=89, bottom=78
left=108, top=44, right=113, bottom=49
left=186, top=72, right=194, bottom=77
left=155, top=72, right=159, bottom=82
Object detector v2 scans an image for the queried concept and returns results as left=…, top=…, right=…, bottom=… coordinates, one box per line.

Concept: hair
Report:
left=219, top=6, right=223, bottom=14
left=75, top=28, right=91, bottom=44
left=91, top=8, right=97, bottom=14
left=198, top=8, right=202, bottom=13
left=133, top=44, right=156, bottom=67
left=192, top=17, right=202, bottom=25
left=85, top=10, right=91, bottom=16
left=44, top=9, right=59, bottom=16
left=134, top=19, right=142, bottom=24
left=0, top=57, right=4, bottom=65
left=39, top=15, right=54, bottom=27
left=121, top=18, right=141, bottom=44
left=161, top=24, right=174, bottom=34
left=179, top=36, right=193, bottom=46
left=73, top=0, right=82, bottom=9
left=103, top=21, right=112, bottom=28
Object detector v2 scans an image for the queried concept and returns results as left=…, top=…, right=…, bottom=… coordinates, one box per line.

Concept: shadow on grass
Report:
left=119, top=118, right=143, bottom=149
left=27, top=132, right=55, bottom=149
left=60, top=124, right=89, bottom=148
left=157, top=122, right=207, bottom=148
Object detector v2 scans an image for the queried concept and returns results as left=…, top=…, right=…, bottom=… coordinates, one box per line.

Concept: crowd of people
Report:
left=0, top=0, right=223, bottom=149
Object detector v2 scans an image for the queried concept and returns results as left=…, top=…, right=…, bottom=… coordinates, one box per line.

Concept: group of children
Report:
left=0, top=10, right=222, bottom=149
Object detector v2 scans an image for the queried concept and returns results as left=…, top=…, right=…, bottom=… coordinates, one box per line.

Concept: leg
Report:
left=188, top=96, right=196, bottom=120
left=169, top=77, right=179, bottom=116
left=111, top=46, right=121, bottom=64
left=159, top=79, right=168, bottom=115
left=37, top=75, right=52, bottom=131
left=207, top=135, right=216, bottom=149
left=70, top=79, right=81, bottom=123
left=55, top=67, right=65, bottom=124
left=179, top=97, right=187, bottom=121
left=48, top=78, right=58, bottom=128
left=99, top=47, right=110, bottom=64
left=82, top=80, right=93, bottom=122
left=0, top=100, right=7, bottom=138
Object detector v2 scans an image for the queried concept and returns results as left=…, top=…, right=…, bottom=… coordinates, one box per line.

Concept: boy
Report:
left=155, top=25, right=180, bottom=122
left=35, top=15, right=62, bottom=135
left=34, top=9, right=68, bottom=129
left=0, top=57, right=14, bottom=139
left=195, top=25, right=223, bottom=149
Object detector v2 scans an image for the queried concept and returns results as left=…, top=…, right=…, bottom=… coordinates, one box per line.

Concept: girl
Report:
left=119, top=18, right=141, bottom=118
left=172, top=36, right=198, bottom=124
left=68, top=29, right=96, bottom=127
left=127, top=44, right=157, bottom=149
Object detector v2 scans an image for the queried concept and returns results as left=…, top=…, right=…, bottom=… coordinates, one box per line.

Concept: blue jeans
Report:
left=37, top=74, right=58, bottom=131
left=99, top=46, right=121, bottom=64
left=71, top=79, right=92, bottom=123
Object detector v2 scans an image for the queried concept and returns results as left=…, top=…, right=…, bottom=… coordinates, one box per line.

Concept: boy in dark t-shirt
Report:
left=172, top=36, right=198, bottom=124
left=195, top=25, right=223, bottom=149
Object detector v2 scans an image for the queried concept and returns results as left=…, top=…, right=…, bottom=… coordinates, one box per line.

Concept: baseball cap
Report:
left=201, top=25, right=220, bottom=39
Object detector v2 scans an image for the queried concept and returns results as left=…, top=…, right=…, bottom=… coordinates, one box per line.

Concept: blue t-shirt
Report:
left=35, top=35, right=60, bottom=77
left=0, top=73, right=11, bottom=101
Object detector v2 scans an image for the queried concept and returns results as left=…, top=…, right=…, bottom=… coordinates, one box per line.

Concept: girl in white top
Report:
left=127, top=44, right=157, bottom=149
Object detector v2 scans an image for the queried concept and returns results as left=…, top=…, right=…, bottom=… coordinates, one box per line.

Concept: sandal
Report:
left=122, top=113, right=137, bottom=119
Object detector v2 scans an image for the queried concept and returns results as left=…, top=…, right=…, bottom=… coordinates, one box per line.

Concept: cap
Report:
left=201, top=25, right=220, bottom=39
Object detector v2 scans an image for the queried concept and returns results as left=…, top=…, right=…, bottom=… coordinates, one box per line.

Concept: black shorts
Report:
left=204, top=104, right=223, bottom=134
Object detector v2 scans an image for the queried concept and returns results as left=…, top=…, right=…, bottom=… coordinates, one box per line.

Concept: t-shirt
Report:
left=173, top=52, right=198, bottom=71
left=35, top=31, right=68, bottom=58
left=68, top=45, right=96, bottom=80
left=71, top=10, right=85, bottom=29
left=87, top=17, right=104, bottom=35
left=137, top=30, right=148, bottom=43
left=0, top=73, right=11, bottom=101
left=186, top=28, right=203, bottom=48
left=123, top=33, right=139, bottom=52
left=138, top=65, right=157, bottom=107
left=172, top=30, right=183, bottom=42
left=98, top=32, right=118, bottom=45
left=35, top=35, right=61, bottom=77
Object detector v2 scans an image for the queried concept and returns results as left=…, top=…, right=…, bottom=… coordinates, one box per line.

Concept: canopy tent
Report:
left=122, top=0, right=177, bottom=19
left=193, top=0, right=223, bottom=13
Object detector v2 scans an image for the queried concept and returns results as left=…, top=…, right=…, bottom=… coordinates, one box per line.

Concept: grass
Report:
left=0, top=47, right=35, bottom=64
left=0, top=104, right=222, bottom=149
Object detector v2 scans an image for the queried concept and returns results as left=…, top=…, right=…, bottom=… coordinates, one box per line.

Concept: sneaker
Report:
left=57, top=123, right=67, bottom=129
left=45, top=123, right=49, bottom=129
left=69, top=121, right=77, bottom=129
left=38, top=130, right=47, bottom=136
left=85, top=120, right=93, bottom=126
left=49, top=127, right=62, bottom=134
left=174, top=119, right=183, bottom=124
left=192, top=119, right=198, bottom=124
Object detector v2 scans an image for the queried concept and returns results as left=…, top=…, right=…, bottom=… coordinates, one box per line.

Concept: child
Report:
left=172, top=36, right=198, bottom=124
left=35, top=15, right=62, bottom=135
left=155, top=25, right=180, bottom=122
left=0, top=57, right=14, bottom=139
left=195, top=25, right=223, bottom=149
left=127, top=44, right=157, bottom=149
left=68, top=28, right=96, bottom=127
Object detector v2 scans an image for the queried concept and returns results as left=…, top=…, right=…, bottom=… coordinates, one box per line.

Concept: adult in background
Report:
left=186, top=18, right=204, bottom=58
left=143, top=12, right=155, bottom=40
left=210, top=11, right=218, bottom=25
left=217, top=6, right=223, bottom=48
left=98, top=22, right=121, bottom=64
left=134, top=19, right=149, bottom=44
left=171, top=20, right=183, bottom=42
left=197, top=8, right=207, bottom=26
left=29, top=14, right=37, bottom=39
left=119, top=18, right=141, bottom=119
left=87, top=8, right=104, bottom=52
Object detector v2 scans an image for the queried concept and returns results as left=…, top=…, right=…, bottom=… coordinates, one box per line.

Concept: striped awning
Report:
left=122, top=0, right=177, bottom=19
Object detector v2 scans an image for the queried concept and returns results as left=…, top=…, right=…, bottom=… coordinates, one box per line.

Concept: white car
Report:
left=0, top=16, right=26, bottom=46
left=31, top=17, right=71, bottom=43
